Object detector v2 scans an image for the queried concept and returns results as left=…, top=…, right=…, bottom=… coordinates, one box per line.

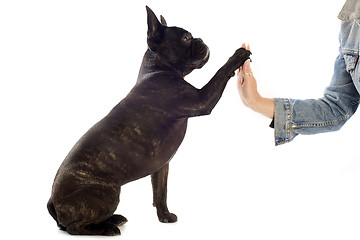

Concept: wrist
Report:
left=245, top=93, right=262, bottom=110
left=248, top=96, right=275, bottom=119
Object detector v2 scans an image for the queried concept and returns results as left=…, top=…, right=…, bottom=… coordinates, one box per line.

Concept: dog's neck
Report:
left=137, top=49, right=185, bottom=83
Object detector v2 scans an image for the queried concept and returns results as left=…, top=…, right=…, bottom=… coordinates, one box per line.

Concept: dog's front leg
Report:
left=151, top=163, right=177, bottom=223
left=172, top=48, right=251, bottom=118
left=197, top=47, right=251, bottom=113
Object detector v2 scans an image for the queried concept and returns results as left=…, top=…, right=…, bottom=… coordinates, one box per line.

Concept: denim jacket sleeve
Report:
left=273, top=20, right=360, bottom=146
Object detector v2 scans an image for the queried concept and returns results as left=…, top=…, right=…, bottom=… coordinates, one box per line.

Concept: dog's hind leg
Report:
left=66, top=222, right=121, bottom=236
left=151, top=163, right=177, bottom=223
left=47, top=198, right=66, bottom=231
left=55, top=186, right=124, bottom=236
left=104, top=214, right=128, bottom=226
left=65, top=214, right=127, bottom=235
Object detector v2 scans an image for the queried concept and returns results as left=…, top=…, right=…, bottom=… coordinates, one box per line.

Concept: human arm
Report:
left=236, top=43, right=360, bottom=146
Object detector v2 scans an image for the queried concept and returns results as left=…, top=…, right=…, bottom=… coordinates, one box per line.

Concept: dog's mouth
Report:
left=192, top=38, right=210, bottom=69
left=195, top=48, right=209, bottom=69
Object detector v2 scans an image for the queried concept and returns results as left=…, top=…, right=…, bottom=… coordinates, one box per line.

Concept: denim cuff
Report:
left=274, top=98, right=298, bottom=146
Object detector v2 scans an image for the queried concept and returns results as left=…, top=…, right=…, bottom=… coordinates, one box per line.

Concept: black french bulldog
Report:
left=47, top=6, right=251, bottom=236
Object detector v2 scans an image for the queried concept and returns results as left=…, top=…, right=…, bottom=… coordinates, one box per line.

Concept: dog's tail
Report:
left=47, top=198, right=66, bottom=231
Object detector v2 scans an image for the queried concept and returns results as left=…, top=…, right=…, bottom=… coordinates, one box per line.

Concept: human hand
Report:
left=237, top=43, right=260, bottom=108
left=236, top=43, right=275, bottom=119
left=224, top=46, right=251, bottom=78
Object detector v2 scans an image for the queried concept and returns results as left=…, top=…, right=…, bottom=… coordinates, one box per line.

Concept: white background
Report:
left=1, top=0, right=360, bottom=239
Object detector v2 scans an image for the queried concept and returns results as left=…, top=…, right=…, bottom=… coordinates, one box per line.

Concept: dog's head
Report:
left=146, top=6, right=210, bottom=76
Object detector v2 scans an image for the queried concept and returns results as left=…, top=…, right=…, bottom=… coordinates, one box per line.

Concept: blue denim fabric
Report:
left=274, top=19, right=360, bottom=146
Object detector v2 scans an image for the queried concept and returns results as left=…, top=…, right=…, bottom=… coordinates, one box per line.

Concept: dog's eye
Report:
left=182, top=33, right=192, bottom=42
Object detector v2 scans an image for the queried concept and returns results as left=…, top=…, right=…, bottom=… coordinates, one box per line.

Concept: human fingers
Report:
left=246, top=44, right=251, bottom=51
left=242, top=43, right=251, bottom=51
left=242, top=60, right=253, bottom=77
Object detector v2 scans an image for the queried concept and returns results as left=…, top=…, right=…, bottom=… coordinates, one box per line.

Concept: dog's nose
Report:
left=195, top=38, right=203, bottom=43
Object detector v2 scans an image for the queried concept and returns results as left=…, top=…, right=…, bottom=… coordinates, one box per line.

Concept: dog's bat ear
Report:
left=146, top=6, right=164, bottom=42
left=160, top=15, right=167, bottom=26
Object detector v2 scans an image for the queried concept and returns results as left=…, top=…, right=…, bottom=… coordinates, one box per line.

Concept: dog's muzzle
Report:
left=192, top=38, right=210, bottom=68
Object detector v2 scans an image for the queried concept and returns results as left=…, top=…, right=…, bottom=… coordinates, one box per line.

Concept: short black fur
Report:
left=48, top=6, right=251, bottom=236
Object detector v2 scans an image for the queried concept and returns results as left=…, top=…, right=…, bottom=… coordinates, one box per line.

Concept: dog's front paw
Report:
left=225, top=47, right=251, bottom=77
left=157, top=211, right=178, bottom=223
